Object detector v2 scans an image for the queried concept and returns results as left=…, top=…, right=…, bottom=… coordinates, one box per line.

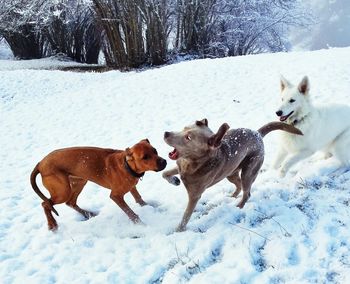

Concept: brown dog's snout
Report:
left=157, top=158, right=167, bottom=171
left=164, top=131, right=171, bottom=139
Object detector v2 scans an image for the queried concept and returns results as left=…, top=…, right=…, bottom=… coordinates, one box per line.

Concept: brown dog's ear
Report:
left=208, top=123, right=230, bottom=148
left=125, top=147, right=134, bottom=161
left=142, top=138, right=150, bottom=144
left=196, top=118, right=208, bottom=127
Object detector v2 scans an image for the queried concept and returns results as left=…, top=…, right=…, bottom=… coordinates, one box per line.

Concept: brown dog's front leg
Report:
left=176, top=192, right=202, bottom=232
left=110, top=193, right=142, bottom=224
left=162, top=167, right=181, bottom=186
left=130, top=187, right=147, bottom=206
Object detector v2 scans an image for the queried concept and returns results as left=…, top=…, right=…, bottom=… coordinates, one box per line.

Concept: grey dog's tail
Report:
left=30, top=163, right=59, bottom=216
left=258, top=122, right=303, bottom=138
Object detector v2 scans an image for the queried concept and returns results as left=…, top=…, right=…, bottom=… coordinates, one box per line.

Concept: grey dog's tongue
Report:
left=169, top=149, right=178, bottom=160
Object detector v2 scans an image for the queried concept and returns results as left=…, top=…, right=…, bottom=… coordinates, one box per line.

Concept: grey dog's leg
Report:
left=162, top=166, right=181, bottom=185
left=176, top=191, right=202, bottom=232
left=237, top=157, right=263, bottom=208
left=227, top=171, right=242, bottom=198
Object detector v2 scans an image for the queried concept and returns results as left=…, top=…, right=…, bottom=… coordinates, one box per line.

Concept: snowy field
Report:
left=1, top=47, right=350, bottom=284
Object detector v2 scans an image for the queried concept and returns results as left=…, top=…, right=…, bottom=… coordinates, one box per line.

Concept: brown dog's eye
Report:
left=143, top=154, right=149, bottom=160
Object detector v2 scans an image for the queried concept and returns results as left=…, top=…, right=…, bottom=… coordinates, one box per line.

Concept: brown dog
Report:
left=163, top=119, right=302, bottom=231
left=30, top=139, right=167, bottom=230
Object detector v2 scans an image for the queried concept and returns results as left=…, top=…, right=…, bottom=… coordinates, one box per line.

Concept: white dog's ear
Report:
left=280, top=75, right=291, bottom=92
left=298, top=76, right=310, bottom=95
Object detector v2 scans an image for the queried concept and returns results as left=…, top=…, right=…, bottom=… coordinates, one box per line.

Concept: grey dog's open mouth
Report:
left=279, top=111, right=294, bottom=122
left=169, top=148, right=179, bottom=160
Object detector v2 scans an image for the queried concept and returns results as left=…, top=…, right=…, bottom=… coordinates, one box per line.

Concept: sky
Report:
left=290, top=0, right=350, bottom=50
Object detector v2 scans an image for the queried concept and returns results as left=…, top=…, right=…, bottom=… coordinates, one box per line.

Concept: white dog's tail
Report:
left=258, top=122, right=303, bottom=138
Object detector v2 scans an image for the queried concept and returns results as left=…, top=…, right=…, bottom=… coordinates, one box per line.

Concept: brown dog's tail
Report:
left=258, top=122, right=303, bottom=138
left=30, top=163, right=59, bottom=216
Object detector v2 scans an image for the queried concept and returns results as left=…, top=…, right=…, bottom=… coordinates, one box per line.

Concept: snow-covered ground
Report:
left=0, top=55, right=97, bottom=71
left=1, top=47, right=350, bottom=284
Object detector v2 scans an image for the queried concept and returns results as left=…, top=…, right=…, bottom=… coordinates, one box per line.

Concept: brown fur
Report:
left=163, top=120, right=302, bottom=232
left=30, top=139, right=166, bottom=231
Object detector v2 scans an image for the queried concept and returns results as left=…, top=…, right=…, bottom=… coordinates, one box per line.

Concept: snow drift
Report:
left=1, top=47, right=350, bottom=283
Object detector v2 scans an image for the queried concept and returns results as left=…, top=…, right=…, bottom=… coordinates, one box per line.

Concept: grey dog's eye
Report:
left=185, top=134, right=191, bottom=141
left=289, top=99, right=295, bottom=103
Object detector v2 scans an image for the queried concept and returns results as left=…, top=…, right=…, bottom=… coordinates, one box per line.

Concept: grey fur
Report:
left=163, top=119, right=302, bottom=232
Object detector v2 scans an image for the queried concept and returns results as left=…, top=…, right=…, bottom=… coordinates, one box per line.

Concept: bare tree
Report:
left=93, top=0, right=141, bottom=68
left=0, top=0, right=311, bottom=65
left=141, top=0, right=173, bottom=65
left=209, top=0, right=311, bottom=56
left=174, top=0, right=217, bottom=54
left=93, top=0, right=171, bottom=68
left=0, top=0, right=49, bottom=58
left=43, top=1, right=101, bottom=63
left=0, top=0, right=100, bottom=62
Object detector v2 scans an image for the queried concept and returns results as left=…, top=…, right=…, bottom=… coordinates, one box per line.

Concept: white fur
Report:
left=274, top=75, right=350, bottom=177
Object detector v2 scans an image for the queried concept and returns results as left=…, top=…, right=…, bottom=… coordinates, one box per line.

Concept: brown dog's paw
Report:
left=137, top=200, right=147, bottom=207
left=131, top=216, right=144, bottom=225
left=48, top=223, right=58, bottom=231
left=135, top=219, right=146, bottom=226
left=81, top=210, right=98, bottom=220
left=145, top=200, right=160, bottom=208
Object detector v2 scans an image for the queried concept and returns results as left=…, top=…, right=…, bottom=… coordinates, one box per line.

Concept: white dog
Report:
left=273, top=75, right=350, bottom=177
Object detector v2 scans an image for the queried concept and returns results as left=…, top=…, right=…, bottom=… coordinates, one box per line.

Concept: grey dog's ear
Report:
left=196, top=118, right=208, bottom=127
left=208, top=123, right=230, bottom=147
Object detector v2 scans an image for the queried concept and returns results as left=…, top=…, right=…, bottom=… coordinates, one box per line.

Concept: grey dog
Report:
left=163, top=119, right=302, bottom=231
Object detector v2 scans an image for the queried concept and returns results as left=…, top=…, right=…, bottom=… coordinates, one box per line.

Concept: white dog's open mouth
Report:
left=169, top=148, right=179, bottom=160
left=279, top=111, right=294, bottom=122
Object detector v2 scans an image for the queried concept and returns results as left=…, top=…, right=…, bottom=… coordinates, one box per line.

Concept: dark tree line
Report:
left=0, top=0, right=311, bottom=68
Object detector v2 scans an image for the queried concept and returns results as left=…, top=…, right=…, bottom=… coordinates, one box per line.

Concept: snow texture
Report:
left=1, top=47, right=350, bottom=283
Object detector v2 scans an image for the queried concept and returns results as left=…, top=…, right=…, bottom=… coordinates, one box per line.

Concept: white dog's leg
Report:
left=273, top=148, right=288, bottom=169
left=332, top=128, right=350, bottom=166
left=322, top=152, right=333, bottom=159
left=279, top=150, right=314, bottom=177
left=321, top=143, right=334, bottom=160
